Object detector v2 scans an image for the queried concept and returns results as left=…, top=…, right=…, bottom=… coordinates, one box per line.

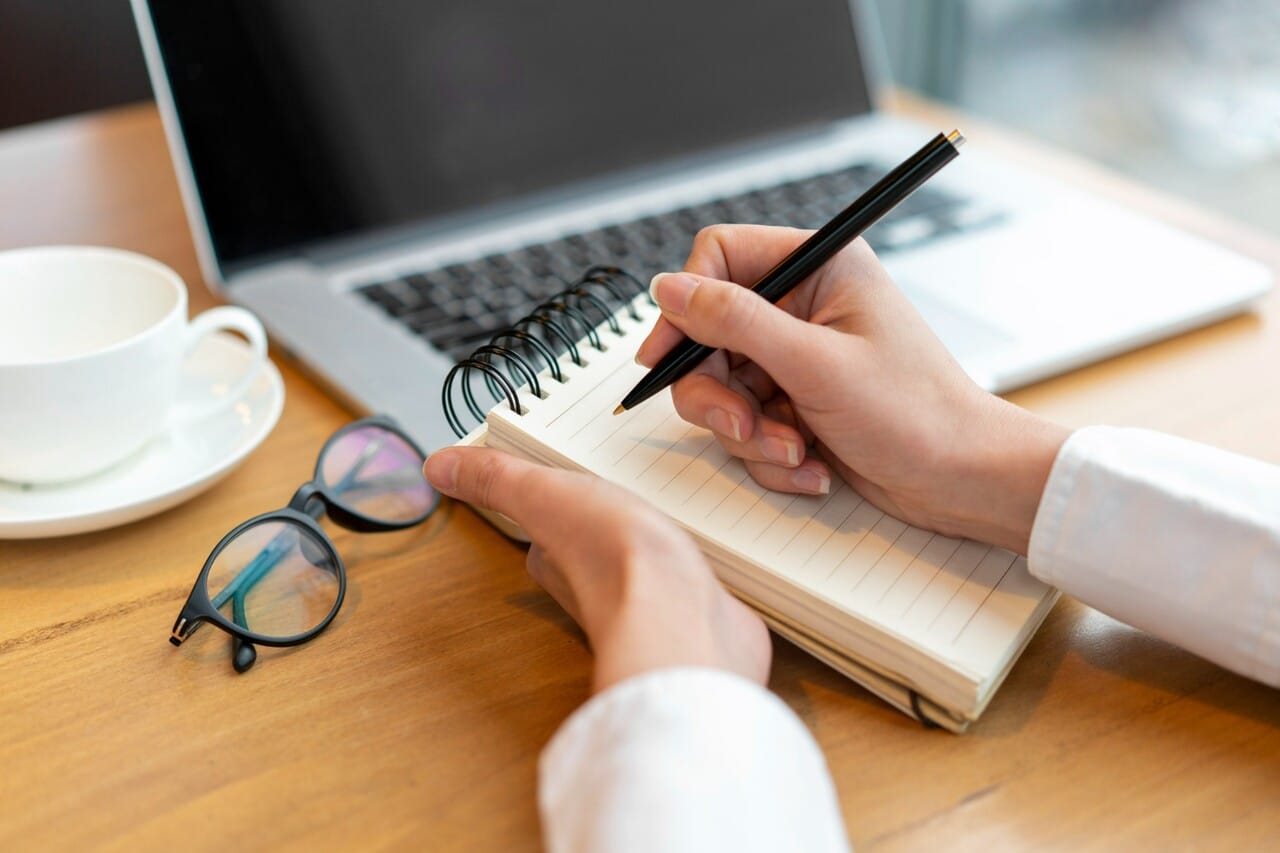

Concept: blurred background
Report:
left=876, top=0, right=1280, bottom=236
left=3, top=0, right=1276, bottom=234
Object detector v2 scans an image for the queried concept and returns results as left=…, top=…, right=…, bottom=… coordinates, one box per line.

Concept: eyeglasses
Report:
left=169, top=415, right=439, bottom=672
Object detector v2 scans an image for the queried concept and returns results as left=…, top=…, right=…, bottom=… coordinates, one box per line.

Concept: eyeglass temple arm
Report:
left=208, top=533, right=297, bottom=672
left=230, top=591, right=258, bottom=673
left=211, top=534, right=295, bottom=611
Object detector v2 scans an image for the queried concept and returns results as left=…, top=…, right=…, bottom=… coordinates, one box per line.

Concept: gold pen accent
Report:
left=613, top=404, right=626, bottom=416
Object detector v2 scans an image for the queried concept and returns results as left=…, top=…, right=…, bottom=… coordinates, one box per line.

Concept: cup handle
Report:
left=167, top=306, right=269, bottom=427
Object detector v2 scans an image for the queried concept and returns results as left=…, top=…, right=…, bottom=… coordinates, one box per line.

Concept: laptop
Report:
left=132, top=0, right=1272, bottom=451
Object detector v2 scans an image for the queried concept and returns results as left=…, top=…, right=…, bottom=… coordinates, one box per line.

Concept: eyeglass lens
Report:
left=204, top=519, right=341, bottom=640
left=319, top=426, right=434, bottom=524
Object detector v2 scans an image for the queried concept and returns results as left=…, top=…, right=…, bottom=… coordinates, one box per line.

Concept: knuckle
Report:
left=686, top=225, right=734, bottom=275
left=510, top=463, right=553, bottom=510
left=468, top=452, right=508, bottom=509
left=714, top=432, right=744, bottom=455
left=718, top=284, right=761, bottom=330
left=743, top=458, right=783, bottom=487
left=670, top=389, right=698, bottom=422
left=670, top=373, right=713, bottom=419
left=692, top=223, right=732, bottom=251
left=851, top=235, right=876, bottom=256
left=847, top=236, right=884, bottom=269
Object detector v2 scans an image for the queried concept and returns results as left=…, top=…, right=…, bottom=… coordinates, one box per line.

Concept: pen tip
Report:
left=613, top=404, right=626, bottom=416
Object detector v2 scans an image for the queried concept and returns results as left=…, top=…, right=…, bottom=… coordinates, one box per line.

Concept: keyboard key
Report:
left=497, top=286, right=531, bottom=308
left=357, top=281, right=408, bottom=314
left=442, top=263, right=475, bottom=283
left=402, top=303, right=453, bottom=332
left=401, top=273, right=450, bottom=306
left=428, top=318, right=496, bottom=351
left=363, top=280, right=429, bottom=317
left=440, top=298, right=471, bottom=318
left=485, top=253, right=515, bottom=274
left=516, top=275, right=563, bottom=299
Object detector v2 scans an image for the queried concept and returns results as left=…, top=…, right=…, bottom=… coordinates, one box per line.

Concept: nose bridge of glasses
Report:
left=288, top=482, right=328, bottom=520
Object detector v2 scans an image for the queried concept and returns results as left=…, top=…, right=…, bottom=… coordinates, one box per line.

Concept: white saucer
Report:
left=0, top=332, right=285, bottom=538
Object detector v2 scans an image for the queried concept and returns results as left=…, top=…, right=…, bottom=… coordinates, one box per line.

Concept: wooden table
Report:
left=2, top=97, right=1278, bottom=851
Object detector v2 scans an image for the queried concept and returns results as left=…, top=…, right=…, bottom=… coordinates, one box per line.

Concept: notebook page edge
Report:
left=486, top=415, right=993, bottom=711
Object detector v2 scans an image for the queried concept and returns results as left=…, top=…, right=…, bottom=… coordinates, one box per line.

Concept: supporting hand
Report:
left=424, top=447, right=771, bottom=692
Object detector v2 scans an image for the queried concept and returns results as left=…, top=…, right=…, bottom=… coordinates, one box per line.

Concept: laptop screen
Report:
left=145, top=0, right=872, bottom=273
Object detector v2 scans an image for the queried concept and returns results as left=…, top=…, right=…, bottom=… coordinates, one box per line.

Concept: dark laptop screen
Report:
left=145, top=0, right=872, bottom=272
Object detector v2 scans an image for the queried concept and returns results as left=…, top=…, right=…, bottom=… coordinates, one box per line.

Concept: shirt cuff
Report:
left=1028, top=425, right=1280, bottom=686
left=539, top=667, right=851, bottom=853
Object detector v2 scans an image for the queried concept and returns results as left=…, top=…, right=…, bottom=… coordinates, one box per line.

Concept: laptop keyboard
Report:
left=356, top=161, right=1002, bottom=359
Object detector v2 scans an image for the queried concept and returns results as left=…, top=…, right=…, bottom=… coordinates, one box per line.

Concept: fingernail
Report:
left=762, top=436, right=801, bottom=466
left=706, top=408, right=743, bottom=442
left=634, top=338, right=653, bottom=367
left=792, top=466, right=830, bottom=495
left=424, top=450, right=460, bottom=494
left=651, top=273, right=699, bottom=316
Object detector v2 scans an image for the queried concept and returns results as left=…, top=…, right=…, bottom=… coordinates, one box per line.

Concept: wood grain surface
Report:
left=1, top=98, right=1278, bottom=851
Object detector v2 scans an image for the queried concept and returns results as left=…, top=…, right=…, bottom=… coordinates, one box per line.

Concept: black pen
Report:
left=614, top=129, right=965, bottom=415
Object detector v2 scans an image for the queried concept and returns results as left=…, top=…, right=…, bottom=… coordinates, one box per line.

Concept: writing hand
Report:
left=635, top=224, right=1069, bottom=554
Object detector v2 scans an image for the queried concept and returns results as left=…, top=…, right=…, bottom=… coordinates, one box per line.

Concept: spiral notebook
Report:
left=444, top=268, right=1058, bottom=732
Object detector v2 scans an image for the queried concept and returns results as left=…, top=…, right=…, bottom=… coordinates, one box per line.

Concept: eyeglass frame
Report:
left=169, top=414, right=438, bottom=672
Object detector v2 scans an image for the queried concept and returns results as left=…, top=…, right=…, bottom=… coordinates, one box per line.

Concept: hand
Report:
left=423, top=446, right=771, bottom=693
left=635, top=224, right=1069, bottom=554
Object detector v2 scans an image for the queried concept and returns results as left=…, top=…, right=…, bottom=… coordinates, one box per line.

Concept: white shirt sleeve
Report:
left=538, top=667, right=851, bottom=853
left=1029, top=425, right=1280, bottom=686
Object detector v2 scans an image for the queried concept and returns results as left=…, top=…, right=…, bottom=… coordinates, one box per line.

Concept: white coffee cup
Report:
left=0, top=246, right=268, bottom=484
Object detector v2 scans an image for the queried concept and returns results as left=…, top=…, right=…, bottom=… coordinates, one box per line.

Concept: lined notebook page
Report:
left=487, top=302, right=1052, bottom=682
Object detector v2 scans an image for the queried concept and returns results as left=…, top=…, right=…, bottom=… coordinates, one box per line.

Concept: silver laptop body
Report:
left=132, top=0, right=1272, bottom=450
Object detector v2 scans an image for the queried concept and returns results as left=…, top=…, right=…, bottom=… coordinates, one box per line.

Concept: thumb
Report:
left=649, top=271, right=830, bottom=389
left=423, top=446, right=637, bottom=558
left=424, top=446, right=567, bottom=543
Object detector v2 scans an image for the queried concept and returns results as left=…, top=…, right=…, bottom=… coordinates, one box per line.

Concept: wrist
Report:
left=589, top=549, right=771, bottom=693
left=944, top=396, right=1070, bottom=555
left=586, top=546, right=717, bottom=693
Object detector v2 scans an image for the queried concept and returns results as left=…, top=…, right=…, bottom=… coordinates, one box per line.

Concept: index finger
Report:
left=635, top=224, right=816, bottom=366
left=683, top=224, right=814, bottom=285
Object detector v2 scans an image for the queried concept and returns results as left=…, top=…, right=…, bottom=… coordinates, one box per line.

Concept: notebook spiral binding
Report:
left=442, top=265, right=652, bottom=438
